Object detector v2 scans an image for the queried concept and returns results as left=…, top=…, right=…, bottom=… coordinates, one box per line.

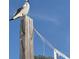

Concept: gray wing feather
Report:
left=14, top=7, right=23, bottom=16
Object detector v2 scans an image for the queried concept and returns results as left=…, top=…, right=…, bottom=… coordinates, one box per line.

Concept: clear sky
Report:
left=9, top=0, right=70, bottom=59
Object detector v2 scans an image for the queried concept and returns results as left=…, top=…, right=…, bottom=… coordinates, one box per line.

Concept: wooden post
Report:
left=20, top=16, right=34, bottom=59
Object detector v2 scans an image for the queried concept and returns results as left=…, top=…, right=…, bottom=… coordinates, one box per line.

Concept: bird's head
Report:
left=26, top=0, right=29, bottom=3
left=23, top=0, right=30, bottom=7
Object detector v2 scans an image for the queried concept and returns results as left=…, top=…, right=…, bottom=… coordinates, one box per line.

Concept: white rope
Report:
left=34, top=28, right=54, bottom=50
left=34, top=28, right=46, bottom=56
left=54, top=48, right=69, bottom=59
left=34, top=27, right=70, bottom=59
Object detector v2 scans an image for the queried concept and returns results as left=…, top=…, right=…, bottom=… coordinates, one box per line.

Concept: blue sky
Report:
left=9, top=0, right=70, bottom=59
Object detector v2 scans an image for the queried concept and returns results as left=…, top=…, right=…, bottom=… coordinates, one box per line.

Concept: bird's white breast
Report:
left=22, top=2, right=30, bottom=15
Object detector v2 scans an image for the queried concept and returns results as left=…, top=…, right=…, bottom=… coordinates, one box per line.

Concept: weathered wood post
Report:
left=20, top=15, right=34, bottom=59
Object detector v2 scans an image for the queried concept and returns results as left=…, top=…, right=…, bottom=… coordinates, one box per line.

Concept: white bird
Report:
left=10, top=0, right=30, bottom=21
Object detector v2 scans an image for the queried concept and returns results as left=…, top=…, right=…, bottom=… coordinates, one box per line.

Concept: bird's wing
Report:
left=14, top=7, right=23, bottom=16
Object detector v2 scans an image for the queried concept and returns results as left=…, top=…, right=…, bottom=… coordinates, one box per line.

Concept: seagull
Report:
left=10, top=0, right=30, bottom=21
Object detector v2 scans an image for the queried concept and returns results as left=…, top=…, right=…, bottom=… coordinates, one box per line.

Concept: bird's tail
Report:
left=9, top=18, right=14, bottom=21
